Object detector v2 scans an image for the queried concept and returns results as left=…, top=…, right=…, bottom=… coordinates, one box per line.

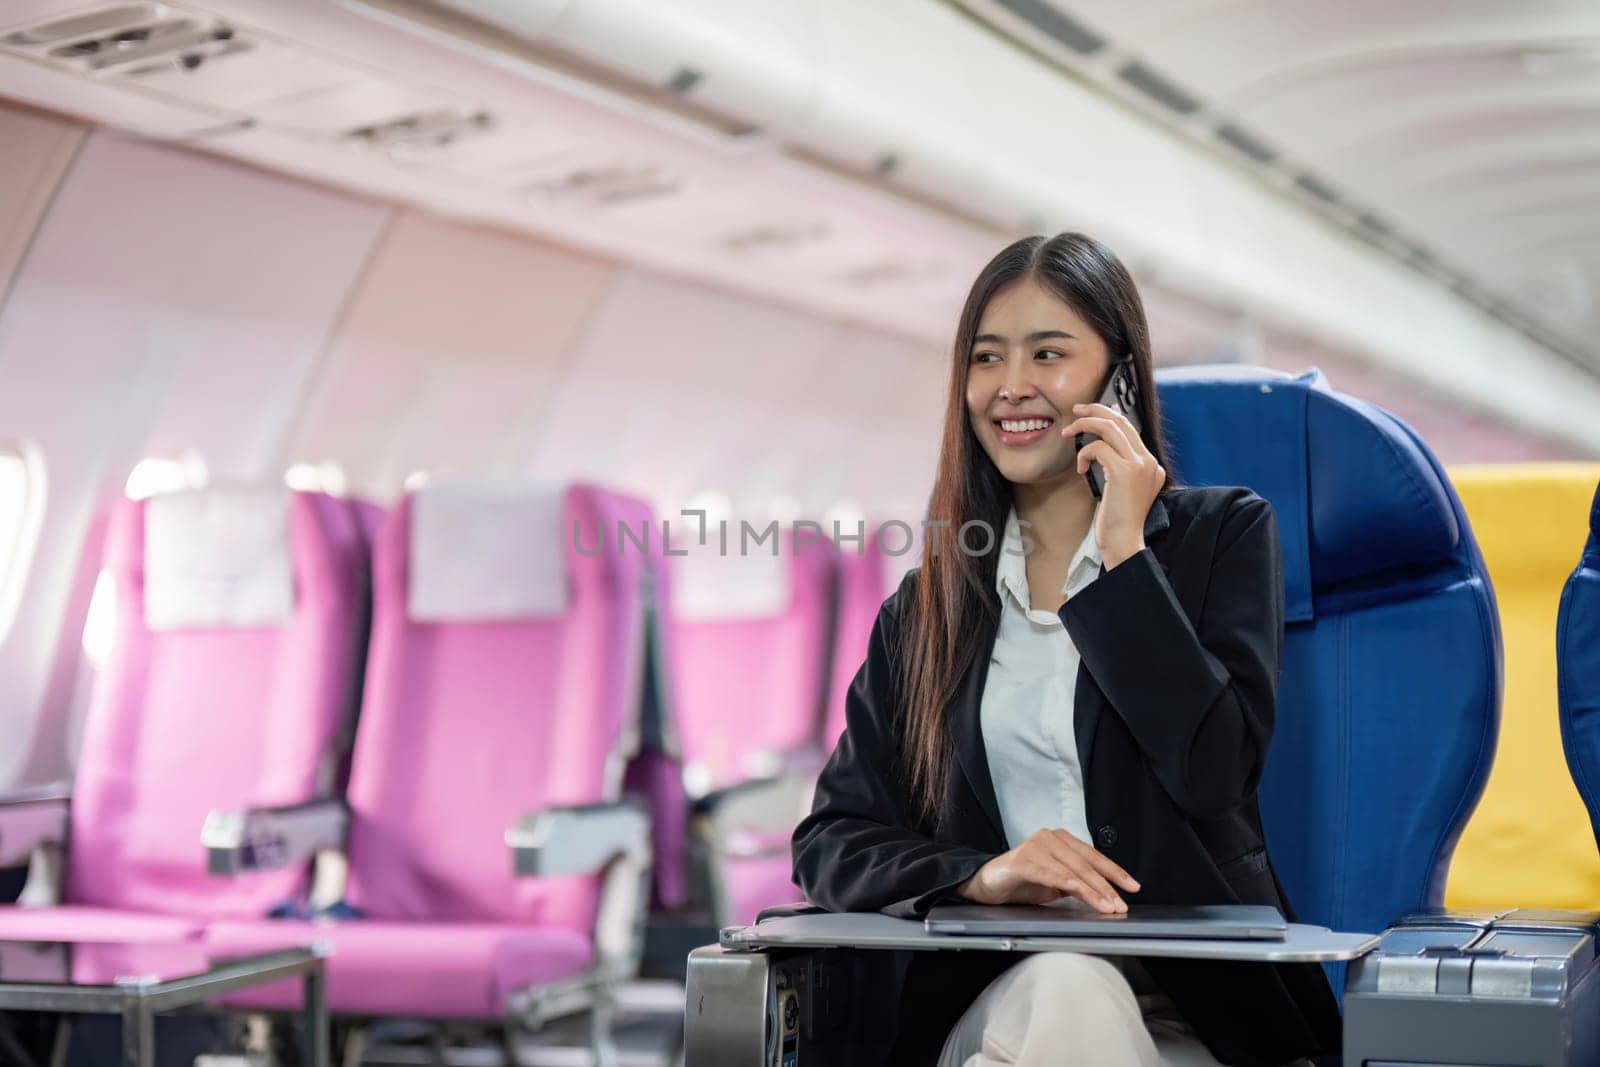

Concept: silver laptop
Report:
left=924, top=903, right=1287, bottom=940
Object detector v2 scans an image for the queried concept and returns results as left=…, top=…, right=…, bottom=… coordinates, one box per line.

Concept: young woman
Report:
left=792, top=233, right=1341, bottom=1066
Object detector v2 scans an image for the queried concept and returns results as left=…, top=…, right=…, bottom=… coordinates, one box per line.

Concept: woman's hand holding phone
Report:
left=1063, top=401, right=1165, bottom=570
left=956, top=828, right=1140, bottom=913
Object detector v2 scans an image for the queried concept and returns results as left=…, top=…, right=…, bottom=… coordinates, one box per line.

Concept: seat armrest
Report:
left=203, top=799, right=348, bottom=875
left=742, top=743, right=827, bottom=779
left=0, top=783, right=70, bottom=868
left=693, top=773, right=815, bottom=858
left=506, top=800, right=651, bottom=878
left=685, top=743, right=825, bottom=798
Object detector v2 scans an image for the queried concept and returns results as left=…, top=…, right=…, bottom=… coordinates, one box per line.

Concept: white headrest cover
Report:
left=144, top=488, right=294, bottom=630
left=671, top=537, right=791, bottom=622
left=408, top=482, right=569, bottom=622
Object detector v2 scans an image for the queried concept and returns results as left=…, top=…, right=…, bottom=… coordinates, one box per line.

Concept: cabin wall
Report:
left=0, top=100, right=948, bottom=790
left=0, top=112, right=388, bottom=788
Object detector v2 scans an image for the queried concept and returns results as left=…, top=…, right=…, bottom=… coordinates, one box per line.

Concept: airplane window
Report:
left=684, top=489, right=733, bottom=527
left=80, top=568, right=115, bottom=670
left=403, top=467, right=461, bottom=493
left=82, top=450, right=210, bottom=667
left=825, top=498, right=865, bottom=530
left=123, top=450, right=207, bottom=500
left=767, top=493, right=801, bottom=524
left=0, top=441, right=44, bottom=648
left=285, top=460, right=348, bottom=496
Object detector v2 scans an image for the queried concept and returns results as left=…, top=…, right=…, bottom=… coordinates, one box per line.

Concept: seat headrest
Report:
left=669, top=520, right=844, bottom=622
left=1156, top=367, right=1460, bottom=620
left=671, top=535, right=793, bottom=622
left=143, top=487, right=294, bottom=630
left=407, top=481, right=570, bottom=622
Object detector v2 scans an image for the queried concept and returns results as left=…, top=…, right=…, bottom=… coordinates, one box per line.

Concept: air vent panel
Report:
left=1294, top=173, right=1342, bottom=206
left=1355, top=213, right=1392, bottom=239
left=997, top=0, right=1106, bottom=55
left=720, top=223, right=832, bottom=253
left=522, top=163, right=682, bottom=207
left=840, top=260, right=939, bottom=287
left=1, top=3, right=248, bottom=79
left=2, top=4, right=159, bottom=47
left=1118, top=60, right=1202, bottom=117
left=1215, top=123, right=1277, bottom=165
left=342, top=109, right=495, bottom=156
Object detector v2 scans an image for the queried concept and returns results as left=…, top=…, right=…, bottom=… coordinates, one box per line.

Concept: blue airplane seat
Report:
left=1558, top=478, right=1600, bottom=851
left=1153, top=366, right=1502, bottom=943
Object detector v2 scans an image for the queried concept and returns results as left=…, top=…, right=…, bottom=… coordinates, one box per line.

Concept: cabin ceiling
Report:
left=964, top=0, right=1600, bottom=364
left=0, top=0, right=1597, bottom=454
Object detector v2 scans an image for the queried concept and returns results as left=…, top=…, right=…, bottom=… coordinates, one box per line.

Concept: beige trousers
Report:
left=936, top=952, right=1232, bottom=1067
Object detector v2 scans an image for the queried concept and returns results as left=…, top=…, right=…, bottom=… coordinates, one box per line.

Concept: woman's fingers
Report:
left=1037, top=834, right=1123, bottom=910
left=1061, top=415, right=1134, bottom=460
left=1011, top=850, right=1083, bottom=901
left=1043, top=831, right=1132, bottom=908
left=1075, top=437, right=1163, bottom=492
left=996, top=832, right=1143, bottom=910
left=1059, top=832, right=1142, bottom=892
left=1075, top=439, right=1111, bottom=476
left=1073, top=402, right=1148, bottom=458
left=1074, top=863, right=1126, bottom=912
left=1019, top=860, right=1107, bottom=911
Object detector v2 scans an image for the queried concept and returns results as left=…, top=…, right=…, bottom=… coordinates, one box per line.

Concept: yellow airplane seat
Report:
left=1445, top=463, right=1600, bottom=909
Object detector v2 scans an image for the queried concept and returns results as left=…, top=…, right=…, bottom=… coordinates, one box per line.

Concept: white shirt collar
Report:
left=995, top=505, right=1102, bottom=612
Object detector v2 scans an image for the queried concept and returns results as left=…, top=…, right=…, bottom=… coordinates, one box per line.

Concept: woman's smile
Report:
left=994, top=415, right=1056, bottom=446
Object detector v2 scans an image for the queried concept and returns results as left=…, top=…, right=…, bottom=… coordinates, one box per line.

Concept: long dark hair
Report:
left=898, top=232, right=1175, bottom=826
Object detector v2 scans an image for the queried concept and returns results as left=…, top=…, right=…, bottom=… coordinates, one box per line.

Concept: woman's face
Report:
left=965, top=275, right=1113, bottom=487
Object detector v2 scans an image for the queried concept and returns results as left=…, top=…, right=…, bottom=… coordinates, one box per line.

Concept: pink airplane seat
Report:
left=205, top=482, right=654, bottom=1045
left=621, top=545, right=692, bottom=912
left=822, top=525, right=920, bottom=749
left=660, top=525, right=837, bottom=925
left=0, top=488, right=369, bottom=943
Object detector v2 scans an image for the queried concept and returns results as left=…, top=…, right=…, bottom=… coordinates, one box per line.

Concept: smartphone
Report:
left=1075, top=359, right=1142, bottom=500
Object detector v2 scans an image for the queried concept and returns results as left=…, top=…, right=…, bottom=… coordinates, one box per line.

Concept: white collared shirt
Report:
left=981, top=505, right=1102, bottom=851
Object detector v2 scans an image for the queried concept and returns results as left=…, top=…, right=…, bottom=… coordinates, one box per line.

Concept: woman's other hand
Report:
left=1062, top=401, right=1165, bottom=569
left=956, top=828, right=1141, bottom=912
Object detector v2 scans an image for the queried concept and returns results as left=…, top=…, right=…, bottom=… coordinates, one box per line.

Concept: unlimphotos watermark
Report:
left=570, top=509, right=1039, bottom=558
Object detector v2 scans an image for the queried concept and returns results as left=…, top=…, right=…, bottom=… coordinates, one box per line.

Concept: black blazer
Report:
left=792, top=484, right=1342, bottom=1066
